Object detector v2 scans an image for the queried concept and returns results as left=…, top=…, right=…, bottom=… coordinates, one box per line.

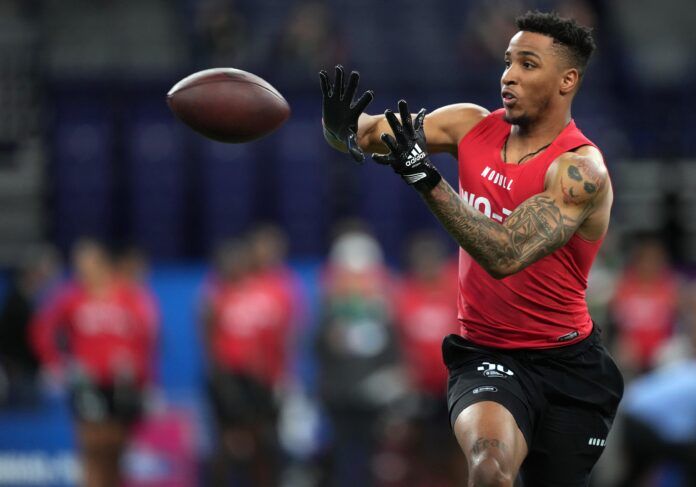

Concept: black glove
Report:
left=319, top=65, right=374, bottom=162
left=372, top=100, right=442, bottom=192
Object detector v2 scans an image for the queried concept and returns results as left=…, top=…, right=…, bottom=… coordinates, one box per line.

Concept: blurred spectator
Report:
left=608, top=234, right=680, bottom=377
left=612, top=281, right=696, bottom=487
left=0, top=244, right=62, bottom=406
left=586, top=230, right=621, bottom=333
left=272, top=0, right=347, bottom=87
left=386, top=232, right=462, bottom=486
left=315, top=227, right=405, bottom=487
left=247, top=223, right=303, bottom=317
left=201, top=237, right=294, bottom=486
left=30, top=239, right=159, bottom=487
left=395, top=232, right=458, bottom=398
left=114, top=246, right=160, bottom=340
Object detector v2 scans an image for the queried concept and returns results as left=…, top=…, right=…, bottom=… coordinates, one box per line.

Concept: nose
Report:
left=501, top=66, right=517, bottom=87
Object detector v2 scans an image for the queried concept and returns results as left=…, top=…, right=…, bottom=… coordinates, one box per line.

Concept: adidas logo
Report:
left=588, top=438, right=606, bottom=447
left=405, top=144, right=426, bottom=167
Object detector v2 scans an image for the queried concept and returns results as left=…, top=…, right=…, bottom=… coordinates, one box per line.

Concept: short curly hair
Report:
left=516, top=11, right=596, bottom=75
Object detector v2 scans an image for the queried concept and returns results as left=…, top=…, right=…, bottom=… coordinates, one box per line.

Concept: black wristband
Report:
left=407, top=167, right=442, bottom=193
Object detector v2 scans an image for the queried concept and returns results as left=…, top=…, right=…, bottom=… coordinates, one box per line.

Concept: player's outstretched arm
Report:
left=359, top=103, right=489, bottom=157
left=319, top=66, right=488, bottom=160
left=375, top=100, right=608, bottom=279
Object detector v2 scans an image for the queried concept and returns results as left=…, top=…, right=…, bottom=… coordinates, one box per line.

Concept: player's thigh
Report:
left=520, top=404, right=613, bottom=487
left=454, top=401, right=528, bottom=481
left=75, top=419, right=128, bottom=455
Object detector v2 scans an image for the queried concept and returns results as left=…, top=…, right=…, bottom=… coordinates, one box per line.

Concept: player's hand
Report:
left=373, top=100, right=442, bottom=192
left=319, top=65, right=374, bottom=162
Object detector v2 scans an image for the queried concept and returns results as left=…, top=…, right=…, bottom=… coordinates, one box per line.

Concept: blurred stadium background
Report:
left=0, top=0, right=694, bottom=486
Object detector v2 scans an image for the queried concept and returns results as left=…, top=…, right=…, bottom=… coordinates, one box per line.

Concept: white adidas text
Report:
left=406, top=144, right=426, bottom=167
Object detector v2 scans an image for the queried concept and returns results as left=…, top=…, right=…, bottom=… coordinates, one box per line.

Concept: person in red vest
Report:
left=320, top=11, right=623, bottom=486
left=201, top=238, right=294, bottom=486
left=246, top=224, right=304, bottom=369
left=393, top=232, right=462, bottom=484
left=610, top=234, right=679, bottom=376
left=31, top=239, right=158, bottom=487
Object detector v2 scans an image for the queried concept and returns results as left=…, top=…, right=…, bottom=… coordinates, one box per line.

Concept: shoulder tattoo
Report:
left=560, top=156, right=605, bottom=206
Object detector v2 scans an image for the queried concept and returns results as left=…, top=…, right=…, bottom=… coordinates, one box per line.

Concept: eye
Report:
left=504, top=60, right=511, bottom=68
left=523, top=61, right=536, bottom=69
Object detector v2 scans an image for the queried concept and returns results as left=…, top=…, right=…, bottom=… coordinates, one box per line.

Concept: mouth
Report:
left=502, top=89, right=517, bottom=108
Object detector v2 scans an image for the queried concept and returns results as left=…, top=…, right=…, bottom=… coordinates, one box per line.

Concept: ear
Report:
left=560, top=68, right=580, bottom=96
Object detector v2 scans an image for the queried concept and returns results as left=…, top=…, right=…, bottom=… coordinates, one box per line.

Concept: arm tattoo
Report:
left=560, top=176, right=580, bottom=204
left=574, top=157, right=604, bottom=196
left=562, top=158, right=604, bottom=204
left=567, top=165, right=583, bottom=181
left=421, top=181, right=592, bottom=277
left=471, top=437, right=506, bottom=455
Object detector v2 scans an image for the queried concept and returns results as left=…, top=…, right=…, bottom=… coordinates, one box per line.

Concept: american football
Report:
left=167, top=68, right=290, bottom=143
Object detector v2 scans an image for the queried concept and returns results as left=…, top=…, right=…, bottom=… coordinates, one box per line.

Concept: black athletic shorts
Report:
left=69, top=382, right=144, bottom=424
left=208, top=371, right=277, bottom=427
left=443, top=326, right=624, bottom=487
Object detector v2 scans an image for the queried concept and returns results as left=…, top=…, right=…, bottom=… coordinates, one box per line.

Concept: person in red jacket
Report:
left=31, top=239, right=158, bottom=487
left=201, top=237, right=294, bottom=486
left=395, top=233, right=459, bottom=398
left=393, top=232, right=463, bottom=485
left=610, top=235, right=679, bottom=376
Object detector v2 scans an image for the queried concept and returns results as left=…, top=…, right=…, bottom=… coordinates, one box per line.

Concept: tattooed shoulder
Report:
left=556, top=153, right=607, bottom=206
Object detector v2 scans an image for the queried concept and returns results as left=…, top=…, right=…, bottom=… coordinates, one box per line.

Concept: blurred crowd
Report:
left=0, top=223, right=695, bottom=486
left=0, top=222, right=464, bottom=487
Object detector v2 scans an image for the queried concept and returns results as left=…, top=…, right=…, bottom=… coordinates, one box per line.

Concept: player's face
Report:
left=501, top=31, right=564, bottom=125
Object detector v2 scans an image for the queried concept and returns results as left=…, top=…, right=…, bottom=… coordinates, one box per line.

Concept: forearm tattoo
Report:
left=421, top=181, right=592, bottom=277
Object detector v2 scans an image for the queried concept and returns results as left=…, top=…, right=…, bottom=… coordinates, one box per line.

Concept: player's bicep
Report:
left=500, top=154, right=606, bottom=274
left=423, top=104, right=489, bottom=155
left=362, top=103, right=488, bottom=156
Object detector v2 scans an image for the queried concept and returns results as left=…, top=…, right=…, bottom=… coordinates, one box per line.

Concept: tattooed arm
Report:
left=420, top=150, right=608, bottom=279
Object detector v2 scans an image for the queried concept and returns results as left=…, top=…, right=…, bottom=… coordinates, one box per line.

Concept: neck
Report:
left=511, top=108, right=571, bottom=145
left=84, top=274, right=113, bottom=294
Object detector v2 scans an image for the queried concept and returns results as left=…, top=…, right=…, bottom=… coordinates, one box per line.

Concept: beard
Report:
left=503, top=96, right=551, bottom=128
left=503, top=110, right=532, bottom=127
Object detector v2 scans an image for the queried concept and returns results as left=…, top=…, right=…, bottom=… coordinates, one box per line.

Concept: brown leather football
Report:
left=167, top=68, right=290, bottom=143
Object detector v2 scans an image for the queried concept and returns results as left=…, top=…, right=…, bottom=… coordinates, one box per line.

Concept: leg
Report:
left=521, top=404, right=613, bottom=487
left=454, top=401, right=528, bottom=487
left=249, top=420, right=279, bottom=487
left=76, top=420, right=129, bottom=487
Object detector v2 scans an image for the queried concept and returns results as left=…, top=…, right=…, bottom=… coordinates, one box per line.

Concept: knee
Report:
left=469, top=454, right=515, bottom=487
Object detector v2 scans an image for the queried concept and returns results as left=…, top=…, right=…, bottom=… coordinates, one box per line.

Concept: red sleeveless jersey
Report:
left=457, top=109, right=603, bottom=349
